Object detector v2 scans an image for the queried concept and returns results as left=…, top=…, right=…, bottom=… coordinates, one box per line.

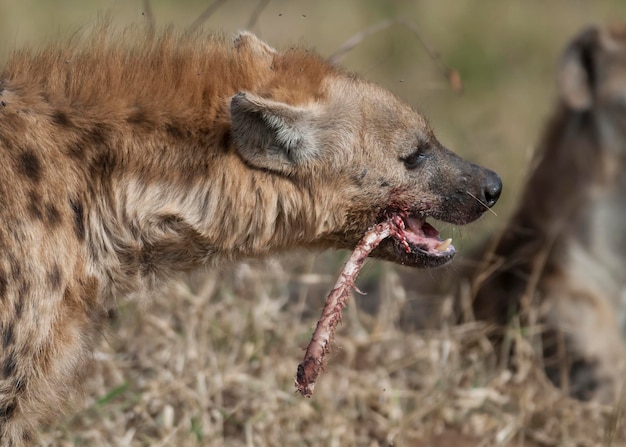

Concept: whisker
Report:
left=465, top=191, right=498, bottom=216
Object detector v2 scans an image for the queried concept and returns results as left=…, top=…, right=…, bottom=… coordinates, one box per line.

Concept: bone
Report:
left=295, top=219, right=401, bottom=397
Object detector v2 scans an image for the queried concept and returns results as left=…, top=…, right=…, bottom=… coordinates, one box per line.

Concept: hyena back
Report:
left=0, top=27, right=500, bottom=443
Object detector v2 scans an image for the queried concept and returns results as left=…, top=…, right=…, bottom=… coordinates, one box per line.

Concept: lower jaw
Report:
left=371, top=241, right=456, bottom=268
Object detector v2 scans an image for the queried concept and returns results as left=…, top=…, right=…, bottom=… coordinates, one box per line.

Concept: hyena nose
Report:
left=482, top=170, right=502, bottom=208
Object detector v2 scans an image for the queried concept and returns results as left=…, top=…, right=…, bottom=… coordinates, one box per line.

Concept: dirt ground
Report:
left=2, top=1, right=626, bottom=445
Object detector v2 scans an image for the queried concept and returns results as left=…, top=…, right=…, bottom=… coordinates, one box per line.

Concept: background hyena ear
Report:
left=558, top=27, right=600, bottom=111
left=230, top=92, right=320, bottom=173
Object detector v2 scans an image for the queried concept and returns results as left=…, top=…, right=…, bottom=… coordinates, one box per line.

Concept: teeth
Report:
left=435, top=238, right=452, bottom=252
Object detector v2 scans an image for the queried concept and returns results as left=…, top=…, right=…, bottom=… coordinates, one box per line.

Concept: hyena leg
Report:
left=541, top=276, right=625, bottom=402
left=0, top=272, right=105, bottom=445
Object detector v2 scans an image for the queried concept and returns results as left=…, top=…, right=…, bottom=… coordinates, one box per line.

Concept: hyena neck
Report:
left=1, top=29, right=345, bottom=291
left=97, top=144, right=343, bottom=289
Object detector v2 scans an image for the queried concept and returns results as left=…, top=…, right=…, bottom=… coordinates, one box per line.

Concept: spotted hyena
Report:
left=0, top=28, right=500, bottom=443
left=471, top=25, right=626, bottom=402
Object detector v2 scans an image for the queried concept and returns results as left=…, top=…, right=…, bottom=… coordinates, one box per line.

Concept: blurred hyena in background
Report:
left=402, top=25, right=626, bottom=404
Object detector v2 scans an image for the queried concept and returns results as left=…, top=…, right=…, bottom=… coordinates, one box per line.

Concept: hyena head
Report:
left=559, top=25, right=626, bottom=161
left=555, top=25, right=626, bottom=261
left=231, top=33, right=502, bottom=268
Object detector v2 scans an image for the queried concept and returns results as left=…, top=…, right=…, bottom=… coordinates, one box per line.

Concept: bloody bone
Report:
left=295, top=217, right=407, bottom=397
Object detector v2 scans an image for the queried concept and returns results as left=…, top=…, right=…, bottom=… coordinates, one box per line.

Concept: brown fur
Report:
left=0, top=25, right=500, bottom=444
left=469, top=25, right=626, bottom=402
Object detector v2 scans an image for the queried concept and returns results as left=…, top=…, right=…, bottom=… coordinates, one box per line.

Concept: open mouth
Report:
left=401, top=214, right=455, bottom=257
left=370, top=212, right=456, bottom=268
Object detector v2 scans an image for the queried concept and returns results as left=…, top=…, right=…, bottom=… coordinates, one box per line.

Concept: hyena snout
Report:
left=435, top=149, right=502, bottom=224
left=450, top=166, right=502, bottom=223
left=480, top=169, right=503, bottom=209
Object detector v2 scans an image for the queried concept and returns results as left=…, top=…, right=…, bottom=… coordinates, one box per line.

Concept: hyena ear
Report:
left=558, top=27, right=599, bottom=111
left=229, top=92, right=320, bottom=173
left=233, top=31, right=277, bottom=65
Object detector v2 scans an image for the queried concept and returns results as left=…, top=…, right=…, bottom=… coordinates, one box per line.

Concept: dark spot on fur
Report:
left=69, top=198, right=85, bottom=240
left=27, top=191, right=42, bottom=220
left=220, top=130, right=232, bottom=151
left=18, top=151, right=42, bottom=183
left=0, top=269, right=6, bottom=301
left=21, top=429, right=33, bottom=444
left=88, top=238, right=100, bottom=262
left=137, top=245, right=154, bottom=276
left=66, top=124, right=109, bottom=160
left=15, top=281, right=28, bottom=318
left=165, top=123, right=189, bottom=140
left=0, top=101, right=6, bottom=107
left=89, top=123, right=109, bottom=145
left=2, top=351, right=17, bottom=377
left=51, top=109, right=72, bottom=127
left=3, top=323, right=14, bottom=348
left=0, top=401, right=16, bottom=419
left=127, top=107, right=150, bottom=126
left=380, top=180, right=390, bottom=187
left=48, top=264, right=62, bottom=290
left=90, top=151, right=117, bottom=180
left=9, top=258, right=20, bottom=282
left=45, top=203, right=61, bottom=227
left=66, top=141, right=85, bottom=160
left=107, top=308, right=119, bottom=322
left=14, top=376, right=26, bottom=394
left=350, top=174, right=363, bottom=186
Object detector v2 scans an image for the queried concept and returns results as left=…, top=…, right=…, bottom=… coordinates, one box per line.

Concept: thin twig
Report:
left=246, top=0, right=271, bottom=30
left=397, top=18, right=461, bottom=92
left=330, top=17, right=463, bottom=93
left=187, top=0, right=229, bottom=34
left=142, top=0, right=155, bottom=37
left=330, top=19, right=396, bottom=64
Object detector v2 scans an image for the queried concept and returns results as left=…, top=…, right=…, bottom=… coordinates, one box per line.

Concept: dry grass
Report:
left=2, top=1, right=625, bottom=445
left=37, top=253, right=625, bottom=446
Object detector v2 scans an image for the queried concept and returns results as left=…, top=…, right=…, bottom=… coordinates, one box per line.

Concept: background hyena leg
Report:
left=0, top=274, right=105, bottom=445
left=541, top=276, right=625, bottom=402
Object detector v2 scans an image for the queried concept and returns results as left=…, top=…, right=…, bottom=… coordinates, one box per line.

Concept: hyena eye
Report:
left=401, top=150, right=426, bottom=170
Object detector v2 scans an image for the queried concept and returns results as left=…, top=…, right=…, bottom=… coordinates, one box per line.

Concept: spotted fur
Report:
left=0, top=25, right=499, bottom=443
